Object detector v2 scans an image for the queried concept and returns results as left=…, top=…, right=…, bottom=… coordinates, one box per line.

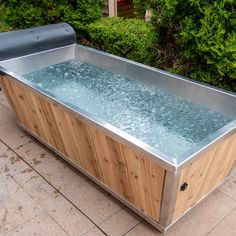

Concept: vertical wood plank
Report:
left=173, top=133, right=236, bottom=220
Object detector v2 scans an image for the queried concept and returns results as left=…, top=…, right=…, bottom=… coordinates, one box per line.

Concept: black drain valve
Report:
left=180, top=182, right=188, bottom=191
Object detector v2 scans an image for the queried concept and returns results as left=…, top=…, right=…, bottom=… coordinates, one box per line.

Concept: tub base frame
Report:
left=18, top=122, right=229, bottom=235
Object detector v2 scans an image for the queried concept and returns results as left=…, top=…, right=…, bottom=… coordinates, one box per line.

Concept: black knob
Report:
left=180, top=182, right=188, bottom=191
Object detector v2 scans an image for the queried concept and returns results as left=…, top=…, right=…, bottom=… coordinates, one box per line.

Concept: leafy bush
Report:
left=0, top=0, right=104, bottom=33
left=87, top=17, right=158, bottom=65
left=0, top=18, right=10, bottom=32
left=134, top=0, right=236, bottom=92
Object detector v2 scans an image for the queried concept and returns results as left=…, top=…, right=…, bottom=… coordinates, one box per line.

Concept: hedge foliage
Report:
left=87, top=17, right=158, bottom=65
left=134, top=0, right=236, bottom=91
left=1, top=0, right=236, bottom=91
left=0, top=0, right=104, bottom=33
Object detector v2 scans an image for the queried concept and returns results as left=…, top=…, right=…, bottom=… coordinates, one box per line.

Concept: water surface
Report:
left=23, top=60, right=233, bottom=159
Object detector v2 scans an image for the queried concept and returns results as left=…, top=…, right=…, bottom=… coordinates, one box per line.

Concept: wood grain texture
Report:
left=173, top=133, right=236, bottom=220
left=0, top=75, right=165, bottom=222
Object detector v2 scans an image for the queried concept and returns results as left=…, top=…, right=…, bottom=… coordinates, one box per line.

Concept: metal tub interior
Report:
left=0, top=44, right=236, bottom=233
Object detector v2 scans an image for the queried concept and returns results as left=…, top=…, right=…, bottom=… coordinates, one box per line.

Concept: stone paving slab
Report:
left=0, top=105, right=15, bottom=126
left=0, top=177, right=43, bottom=236
left=12, top=169, right=95, bottom=236
left=84, top=227, right=106, bottom=236
left=219, top=162, right=236, bottom=201
left=0, top=144, right=29, bottom=181
left=98, top=207, right=142, bottom=236
left=0, top=121, right=32, bottom=150
left=4, top=212, right=69, bottom=236
left=207, top=208, right=236, bottom=236
left=165, top=191, right=236, bottom=236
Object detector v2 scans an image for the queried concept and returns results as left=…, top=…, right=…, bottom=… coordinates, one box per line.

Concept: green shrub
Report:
left=87, top=17, right=158, bottom=65
left=134, top=0, right=236, bottom=92
left=0, top=0, right=104, bottom=33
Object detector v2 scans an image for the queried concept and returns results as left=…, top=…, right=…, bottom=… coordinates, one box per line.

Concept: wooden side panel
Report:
left=173, top=133, right=236, bottom=220
left=0, top=76, right=165, bottom=222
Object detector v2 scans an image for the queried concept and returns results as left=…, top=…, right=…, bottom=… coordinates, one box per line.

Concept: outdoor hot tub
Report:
left=0, top=23, right=236, bottom=233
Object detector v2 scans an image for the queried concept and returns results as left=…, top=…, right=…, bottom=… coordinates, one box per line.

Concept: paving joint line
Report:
left=10, top=176, right=72, bottom=236
left=205, top=206, right=236, bottom=236
left=0, top=102, right=12, bottom=111
left=122, top=219, right=144, bottom=236
left=1, top=213, right=44, bottom=236
left=0, top=138, right=109, bottom=236
left=219, top=186, right=236, bottom=202
left=44, top=211, right=71, bottom=236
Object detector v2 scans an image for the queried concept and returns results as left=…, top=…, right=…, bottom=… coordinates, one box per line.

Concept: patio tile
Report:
left=0, top=148, right=29, bottom=181
left=0, top=104, right=15, bottom=125
left=0, top=177, right=43, bottom=236
left=219, top=163, right=236, bottom=201
left=165, top=190, right=236, bottom=236
left=0, top=141, right=8, bottom=155
left=83, top=227, right=106, bottom=236
left=98, top=207, right=142, bottom=236
left=207, top=208, right=236, bottom=236
left=15, top=141, right=89, bottom=189
left=124, top=221, right=161, bottom=236
left=14, top=140, right=58, bottom=169
left=0, top=120, right=32, bottom=150
left=5, top=212, right=68, bottom=236
left=219, top=177, right=236, bottom=201
left=16, top=141, right=123, bottom=224
left=126, top=190, right=236, bottom=236
left=12, top=170, right=95, bottom=236
left=61, top=178, right=123, bottom=225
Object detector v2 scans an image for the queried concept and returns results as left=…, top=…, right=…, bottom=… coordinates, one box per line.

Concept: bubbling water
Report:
left=23, top=60, right=233, bottom=159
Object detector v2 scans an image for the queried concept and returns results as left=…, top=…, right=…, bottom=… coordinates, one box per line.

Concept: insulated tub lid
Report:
left=0, top=23, right=77, bottom=61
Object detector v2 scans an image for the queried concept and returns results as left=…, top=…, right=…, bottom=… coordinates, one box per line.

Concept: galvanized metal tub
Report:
left=0, top=25, right=236, bottom=234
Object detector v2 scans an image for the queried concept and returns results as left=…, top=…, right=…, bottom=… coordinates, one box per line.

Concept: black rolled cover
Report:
left=0, top=23, right=77, bottom=61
